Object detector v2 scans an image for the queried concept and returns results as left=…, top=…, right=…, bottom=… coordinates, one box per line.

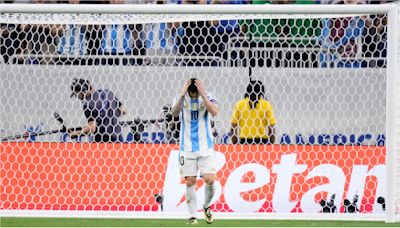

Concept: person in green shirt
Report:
left=239, top=0, right=321, bottom=67
left=242, top=0, right=320, bottom=47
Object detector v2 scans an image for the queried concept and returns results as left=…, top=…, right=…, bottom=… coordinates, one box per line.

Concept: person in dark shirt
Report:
left=68, top=78, right=126, bottom=142
left=1, top=23, right=27, bottom=64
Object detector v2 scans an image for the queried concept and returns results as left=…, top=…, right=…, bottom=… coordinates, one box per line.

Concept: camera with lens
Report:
left=343, top=194, right=359, bottom=213
left=154, top=194, right=164, bottom=212
left=320, top=194, right=337, bottom=213
left=162, top=105, right=180, bottom=143
left=128, top=118, right=146, bottom=143
left=377, top=196, right=385, bottom=211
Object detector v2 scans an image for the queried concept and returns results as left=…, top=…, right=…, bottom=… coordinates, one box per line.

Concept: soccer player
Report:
left=171, top=78, right=219, bottom=225
left=230, top=80, right=276, bottom=144
left=68, top=78, right=126, bottom=142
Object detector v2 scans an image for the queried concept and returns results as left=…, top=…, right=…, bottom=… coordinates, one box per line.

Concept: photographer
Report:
left=69, top=78, right=126, bottom=142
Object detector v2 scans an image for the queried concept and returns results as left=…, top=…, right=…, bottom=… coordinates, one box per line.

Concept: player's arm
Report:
left=195, top=79, right=219, bottom=116
left=230, top=123, right=239, bottom=144
left=266, top=103, right=277, bottom=144
left=68, top=103, right=97, bottom=138
left=108, top=91, right=126, bottom=117
left=119, top=105, right=127, bottom=116
left=68, top=120, right=97, bottom=138
left=115, top=99, right=126, bottom=117
left=171, top=96, right=184, bottom=118
left=267, top=125, right=276, bottom=144
left=230, top=102, right=240, bottom=144
left=171, top=79, right=191, bottom=117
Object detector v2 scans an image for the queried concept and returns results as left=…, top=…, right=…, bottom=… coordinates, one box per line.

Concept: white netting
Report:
left=0, top=4, right=398, bottom=222
left=394, top=5, right=400, bottom=219
left=1, top=13, right=357, bottom=25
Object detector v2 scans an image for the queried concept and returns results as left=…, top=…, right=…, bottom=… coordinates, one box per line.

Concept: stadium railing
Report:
left=8, top=54, right=227, bottom=66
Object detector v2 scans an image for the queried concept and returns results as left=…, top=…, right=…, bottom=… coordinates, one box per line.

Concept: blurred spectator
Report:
left=20, top=0, right=60, bottom=64
left=318, top=0, right=365, bottom=68
left=245, top=0, right=318, bottom=46
left=100, top=0, right=145, bottom=65
left=57, top=0, right=107, bottom=65
left=30, top=0, right=57, bottom=2
left=1, top=0, right=53, bottom=64
left=57, top=0, right=86, bottom=64
left=26, top=24, right=59, bottom=59
left=210, top=0, right=247, bottom=65
left=241, top=0, right=320, bottom=67
left=175, top=0, right=246, bottom=66
left=57, top=24, right=87, bottom=64
left=321, top=0, right=390, bottom=3
left=15, top=0, right=103, bottom=65
left=112, top=0, right=158, bottom=2
left=1, top=0, right=31, bottom=2
left=1, top=23, right=27, bottom=64
left=84, top=9, right=105, bottom=65
left=143, top=0, right=179, bottom=65
left=362, top=0, right=387, bottom=67
left=100, top=24, right=135, bottom=65
left=268, top=0, right=314, bottom=2
left=175, top=0, right=217, bottom=66
left=331, top=0, right=388, bottom=4
left=367, top=0, right=388, bottom=3
left=100, top=23, right=144, bottom=65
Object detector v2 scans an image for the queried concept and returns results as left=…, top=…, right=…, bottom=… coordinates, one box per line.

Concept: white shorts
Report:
left=179, top=149, right=216, bottom=178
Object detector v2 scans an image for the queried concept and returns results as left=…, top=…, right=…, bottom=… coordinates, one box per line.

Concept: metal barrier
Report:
left=5, top=40, right=386, bottom=68
left=7, top=54, right=227, bottom=67
left=226, top=36, right=386, bottom=68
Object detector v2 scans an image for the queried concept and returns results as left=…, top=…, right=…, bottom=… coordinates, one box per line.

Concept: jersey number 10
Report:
left=191, top=111, right=199, bottom=121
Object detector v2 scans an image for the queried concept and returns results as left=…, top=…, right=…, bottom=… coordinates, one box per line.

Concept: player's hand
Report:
left=231, top=135, right=238, bottom=144
left=195, top=79, right=206, bottom=97
left=180, top=80, right=191, bottom=98
left=68, top=129, right=79, bottom=139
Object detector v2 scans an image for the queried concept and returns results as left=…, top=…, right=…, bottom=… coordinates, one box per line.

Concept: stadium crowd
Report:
left=0, top=0, right=390, bottom=68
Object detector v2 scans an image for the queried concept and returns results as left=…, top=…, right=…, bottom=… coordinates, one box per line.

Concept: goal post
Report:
left=385, top=5, right=400, bottom=224
left=1, top=3, right=399, bottom=223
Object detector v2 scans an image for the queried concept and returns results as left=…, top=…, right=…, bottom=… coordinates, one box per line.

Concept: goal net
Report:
left=1, top=3, right=399, bottom=222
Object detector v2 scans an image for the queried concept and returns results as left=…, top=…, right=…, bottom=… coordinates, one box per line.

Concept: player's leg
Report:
left=185, top=176, right=198, bottom=225
left=179, top=151, right=199, bottom=224
left=198, top=150, right=216, bottom=224
left=202, top=173, right=215, bottom=224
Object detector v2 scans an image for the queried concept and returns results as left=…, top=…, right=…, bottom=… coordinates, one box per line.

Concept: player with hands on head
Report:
left=171, top=78, right=219, bottom=225
left=68, top=78, right=126, bottom=142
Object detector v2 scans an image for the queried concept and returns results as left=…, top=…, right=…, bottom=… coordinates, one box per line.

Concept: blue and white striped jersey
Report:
left=144, top=23, right=176, bottom=51
left=101, top=25, right=133, bottom=54
left=173, top=92, right=217, bottom=152
left=57, top=25, right=87, bottom=55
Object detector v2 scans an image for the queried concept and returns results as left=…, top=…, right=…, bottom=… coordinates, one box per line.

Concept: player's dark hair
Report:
left=70, top=78, right=91, bottom=98
left=188, top=78, right=198, bottom=94
left=245, top=80, right=265, bottom=109
left=245, top=80, right=265, bottom=100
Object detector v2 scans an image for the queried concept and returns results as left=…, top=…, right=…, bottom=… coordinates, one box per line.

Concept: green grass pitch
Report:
left=1, top=217, right=400, bottom=227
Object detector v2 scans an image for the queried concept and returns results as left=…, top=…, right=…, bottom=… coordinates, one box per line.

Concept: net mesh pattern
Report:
left=0, top=8, right=397, bottom=217
left=394, top=6, right=400, bottom=216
